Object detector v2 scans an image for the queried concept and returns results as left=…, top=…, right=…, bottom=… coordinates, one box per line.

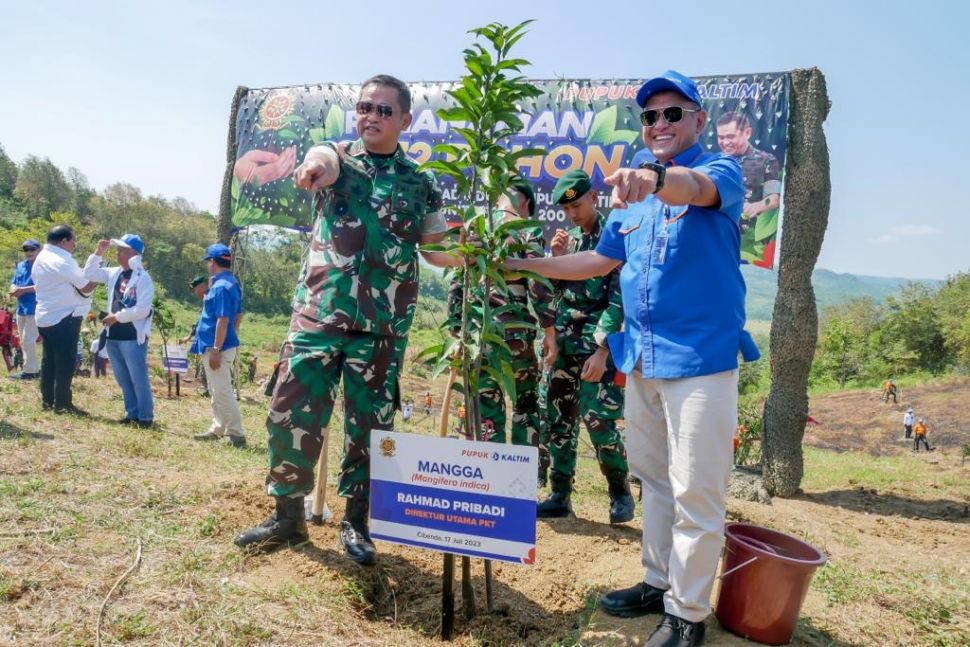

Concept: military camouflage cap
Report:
left=552, top=170, right=592, bottom=205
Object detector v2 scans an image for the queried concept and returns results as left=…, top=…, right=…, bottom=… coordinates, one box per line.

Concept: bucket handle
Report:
left=717, top=556, right=758, bottom=580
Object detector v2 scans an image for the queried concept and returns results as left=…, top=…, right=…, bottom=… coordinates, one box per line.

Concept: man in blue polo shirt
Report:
left=507, top=70, right=759, bottom=647
left=8, top=239, right=41, bottom=379
left=191, top=243, right=245, bottom=447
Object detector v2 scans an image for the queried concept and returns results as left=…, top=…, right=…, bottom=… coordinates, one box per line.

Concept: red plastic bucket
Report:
left=715, top=523, right=826, bottom=645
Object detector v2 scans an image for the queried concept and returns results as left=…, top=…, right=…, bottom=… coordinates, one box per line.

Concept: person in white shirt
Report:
left=31, top=225, right=97, bottom=414
left=84, top=235, right=155, bottom=427
left=903, top=408, right=915, bottom=439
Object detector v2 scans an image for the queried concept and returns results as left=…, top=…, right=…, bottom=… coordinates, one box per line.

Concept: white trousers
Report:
left=16, top=314, right=39, bottom=374
left=625, top=368, right=738, bottom=622
left=203, top=347, right=244, bottom=438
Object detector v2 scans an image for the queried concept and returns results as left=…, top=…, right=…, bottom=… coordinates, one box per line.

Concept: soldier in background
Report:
left=446, top=176, right=556, bottom=448
left=537, top=170, right=634, bottom=524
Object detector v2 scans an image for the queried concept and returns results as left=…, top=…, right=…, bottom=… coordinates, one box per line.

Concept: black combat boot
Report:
left=234, top=496, right=309, bottom=553
left=536, top=473, right=572, bottom=518
left=339, top=497, right=376, bottom=566
left=607, top=473, right=635, bottom=524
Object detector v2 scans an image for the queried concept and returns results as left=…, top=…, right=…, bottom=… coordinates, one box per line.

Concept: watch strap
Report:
left=638, top=161, right=666, bottom=193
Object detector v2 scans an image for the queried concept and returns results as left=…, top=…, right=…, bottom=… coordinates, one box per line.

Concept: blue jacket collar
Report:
left=641, top=142, right=704, bottom=168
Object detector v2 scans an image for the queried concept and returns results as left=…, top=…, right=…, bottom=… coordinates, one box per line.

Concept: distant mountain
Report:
left=743, top=266, right=943, bottom=321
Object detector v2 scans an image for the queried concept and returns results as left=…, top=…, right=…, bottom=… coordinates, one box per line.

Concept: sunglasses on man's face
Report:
left=23, top=247, right=38, bottom=252
left=639, top=106, right=700, bottom=127
left=356, top=101, right=396, bottom=119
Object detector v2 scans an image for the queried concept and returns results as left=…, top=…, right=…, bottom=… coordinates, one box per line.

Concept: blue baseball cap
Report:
left=111, top=233, right=145, bottom=255
left=22, top=238, right=41, bottom=250
left=203, top=243, right=232, bottom=261
left=636, top=70, right=704, bottom=108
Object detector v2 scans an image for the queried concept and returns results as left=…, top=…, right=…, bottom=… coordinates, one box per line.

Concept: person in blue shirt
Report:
left=8, top=239, right=41, bottom=379
left=507, top=70, right=760, bottom=647
left=191, top=243, right=246, bottom=447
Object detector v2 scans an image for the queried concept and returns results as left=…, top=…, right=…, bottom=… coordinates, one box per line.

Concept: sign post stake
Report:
left=438, top=366, right=460, bottom=637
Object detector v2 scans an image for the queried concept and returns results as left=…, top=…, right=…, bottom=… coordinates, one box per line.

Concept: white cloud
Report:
left=867, top=225, right=943, bottom=245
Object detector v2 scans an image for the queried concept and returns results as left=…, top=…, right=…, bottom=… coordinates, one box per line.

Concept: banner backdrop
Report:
left=230, top=73, right=789, bottom=268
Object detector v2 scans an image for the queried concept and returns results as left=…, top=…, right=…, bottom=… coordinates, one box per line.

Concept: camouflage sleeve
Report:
left=420, top=170, right=448, bottom=235
left=523, top=227, right=556, bottom=329
left=763, top=153, right=782, bottom=197
left=593, top=266, right=623, bottom=347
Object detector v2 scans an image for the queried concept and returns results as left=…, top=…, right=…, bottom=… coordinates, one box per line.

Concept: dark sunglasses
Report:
left=639, top=106, right=700, bottom=127
left=22, top=247, right=38, bottom=252
left=356, top=101, right=396, bottom=119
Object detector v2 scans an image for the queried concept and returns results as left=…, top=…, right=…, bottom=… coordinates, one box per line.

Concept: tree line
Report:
left=812, top=278, right=970, bottom=388
left=0, top=143, right=450, bottom=315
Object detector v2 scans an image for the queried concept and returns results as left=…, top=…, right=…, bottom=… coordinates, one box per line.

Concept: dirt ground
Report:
left=1, top=373, right=967, bottom=646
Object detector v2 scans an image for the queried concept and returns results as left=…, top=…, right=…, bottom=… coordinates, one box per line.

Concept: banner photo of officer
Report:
left=229, top=73, right=789, bottom=268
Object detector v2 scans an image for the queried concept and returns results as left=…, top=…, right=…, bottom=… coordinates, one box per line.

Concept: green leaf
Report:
left=509, top=268, right=553, bottom=290
left=494, top=217, right=542, bottom=238
left=308, top=128, right=327, bottom=144
left=753, top=208, right=779, bottom=242
left=438, top=107, right=471, bottom=122
left=606, top=130, right=640, bottom=145
left=324, top=105, right=344, bottom=139
left=277, top=129, right=298, bottom=141
left=586, top=106, right=618, bottom=145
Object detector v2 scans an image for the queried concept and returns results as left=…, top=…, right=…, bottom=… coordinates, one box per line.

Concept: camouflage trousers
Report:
left=479, top=337, right=540, bottom=447
left=545, top=350, right=628, bottom=481
left=266, top=314, right=406, bottom=499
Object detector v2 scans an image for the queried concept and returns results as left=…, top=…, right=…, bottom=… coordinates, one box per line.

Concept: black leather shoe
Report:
left=645, top=613, right=706, bottom=647
left=339, top=497, right=376, bottom=566
left=599, top=582, right=666, bottom=617
left=234, top=496, right=309, bottom=553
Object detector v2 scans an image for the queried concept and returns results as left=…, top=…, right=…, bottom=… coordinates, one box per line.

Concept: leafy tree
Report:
left=0, top=143, right=17, bottom=198
left=878, top=283, right=946, bottom=372
left=418, top=21, right=545, bottom=441
left=66, top=167, right=94, bottom=217
left=13, top=155, right=73, bottom=219
left=934, top=272, right=970, bottom=368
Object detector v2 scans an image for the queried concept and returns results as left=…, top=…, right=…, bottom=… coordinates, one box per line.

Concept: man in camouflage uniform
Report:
left=446, top=177, right=556, bottom=447
left=235, top=75, right=448, bottom=566
left=715, top=112, right=781, bottom=231
left=537, top=170, right=634, bottom=524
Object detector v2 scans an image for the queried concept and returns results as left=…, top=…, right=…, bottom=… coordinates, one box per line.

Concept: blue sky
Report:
left=2, top=0, right=967, bottom=279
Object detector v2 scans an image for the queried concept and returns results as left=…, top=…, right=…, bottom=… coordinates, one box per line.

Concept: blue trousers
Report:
left=106, top=339, right=154, bottom=422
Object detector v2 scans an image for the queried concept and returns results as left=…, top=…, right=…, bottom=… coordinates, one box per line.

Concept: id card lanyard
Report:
left=653, top=205, right=671, bottom=265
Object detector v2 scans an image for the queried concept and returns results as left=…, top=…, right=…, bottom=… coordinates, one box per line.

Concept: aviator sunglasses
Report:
left=639, top=105, right=700, bottom=127
left=356, top=101, right=396, bottom=119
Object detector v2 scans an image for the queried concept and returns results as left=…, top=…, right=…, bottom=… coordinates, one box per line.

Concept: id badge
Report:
left=653, top=234, right=668, bottom=264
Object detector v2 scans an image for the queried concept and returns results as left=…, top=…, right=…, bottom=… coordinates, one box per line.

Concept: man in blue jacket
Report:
left=191, top=243, right=245, bottom=447
left=8, top=239, right=41, bottom=379
left=508, top=70, right=760, bottom=647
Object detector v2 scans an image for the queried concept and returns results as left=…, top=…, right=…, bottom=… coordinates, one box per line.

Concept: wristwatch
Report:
left=211, top=346, right=222, bottom=352
left=637, top=161, right=666, bottom=193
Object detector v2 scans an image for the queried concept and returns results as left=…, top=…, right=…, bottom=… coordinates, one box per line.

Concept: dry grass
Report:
left=1, top=366, right=968, bottom=646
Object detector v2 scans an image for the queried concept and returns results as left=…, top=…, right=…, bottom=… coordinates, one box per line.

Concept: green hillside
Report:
left=742, top=266, right=942, bottom=321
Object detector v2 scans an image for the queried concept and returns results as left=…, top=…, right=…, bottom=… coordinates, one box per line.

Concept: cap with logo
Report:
left=110, top=233, right=145, bottom=255
left=551, top=169, right=593, bottom=205
left=636, top=70, right=703, bottom=108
